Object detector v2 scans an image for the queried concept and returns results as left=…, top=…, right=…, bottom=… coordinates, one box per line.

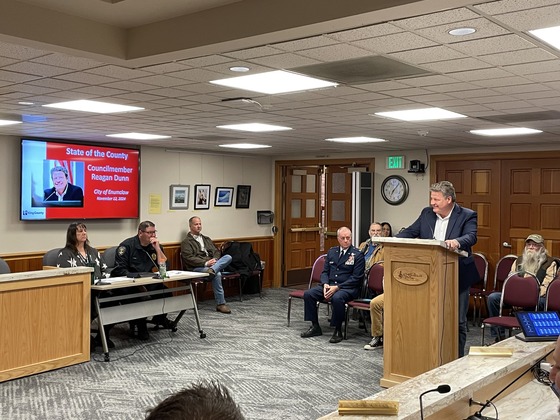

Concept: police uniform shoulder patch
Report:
left=117, top=246, right=126, bottom=256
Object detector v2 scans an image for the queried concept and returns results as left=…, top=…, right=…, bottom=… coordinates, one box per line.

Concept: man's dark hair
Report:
left=145, top=380, right=244, bottom=420
left=138, top=220, right=155, bottom=232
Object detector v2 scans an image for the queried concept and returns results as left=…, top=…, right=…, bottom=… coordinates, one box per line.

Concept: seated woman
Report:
left=56, top=222, right=114, bottom=349
left=381, top=222, right=393, bottom=237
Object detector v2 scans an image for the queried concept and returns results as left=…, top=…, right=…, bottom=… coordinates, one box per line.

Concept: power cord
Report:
left=533, top=363, right=552, bottom=385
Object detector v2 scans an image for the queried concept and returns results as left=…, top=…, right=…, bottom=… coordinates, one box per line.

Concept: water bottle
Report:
left=159, top=262, right=167, bottom=279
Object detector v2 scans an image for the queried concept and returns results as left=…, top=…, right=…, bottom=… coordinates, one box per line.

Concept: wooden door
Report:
left=501, top=158, right=560, bottom=258
left=324, top=166, right=353, bottom=250
left=284, top=166, right=323, bottom=286
left=436, top=160, right=502, bottom=280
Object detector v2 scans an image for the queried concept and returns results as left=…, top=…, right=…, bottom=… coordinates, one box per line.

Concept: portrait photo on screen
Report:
left=21, top=138, right=140, bottom=221
left=40, top=160, right=84, bottom=207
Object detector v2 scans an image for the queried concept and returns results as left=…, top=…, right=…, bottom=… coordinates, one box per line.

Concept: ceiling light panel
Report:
left=470, top=127, right=542, bottom=136
left=43, top=100, right=144, bottom=114
left=210, top=70, right=337, bottom=94
left=374, top=107, right=467, bottom=121
left=217, top=123, right=292, bottom=132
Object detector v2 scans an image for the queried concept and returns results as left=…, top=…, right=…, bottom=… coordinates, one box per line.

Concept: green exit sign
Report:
left=387, top=156, right=405, bottom=169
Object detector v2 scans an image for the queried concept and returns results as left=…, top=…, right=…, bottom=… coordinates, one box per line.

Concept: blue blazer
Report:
left=397, top=204, right=478, bottom=291
left=320, top=245, right=365, bottom=292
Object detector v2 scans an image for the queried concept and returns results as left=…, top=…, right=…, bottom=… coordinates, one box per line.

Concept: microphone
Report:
left=44, top=189, right=57, bottom=201
left=419, top=384, right=451, bottom=419
left=464, top=349, right=554, bottom=420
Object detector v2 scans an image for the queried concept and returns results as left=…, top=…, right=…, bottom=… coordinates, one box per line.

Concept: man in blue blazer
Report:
left=397, top=181, right=478, bottom=357
left=301, top=227, right=365, bottom=343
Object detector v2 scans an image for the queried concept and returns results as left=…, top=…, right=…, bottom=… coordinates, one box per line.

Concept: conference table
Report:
left=91, top=270, right=208, bottom=362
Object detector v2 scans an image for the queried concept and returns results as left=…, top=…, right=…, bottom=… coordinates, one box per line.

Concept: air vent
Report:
left=478, top=111, right=560, bottom=124
left=292, top=56, right=432, bottom=85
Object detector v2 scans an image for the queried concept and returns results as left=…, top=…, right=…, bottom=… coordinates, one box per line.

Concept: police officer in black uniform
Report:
left=112, top=220, right=172, bottom=340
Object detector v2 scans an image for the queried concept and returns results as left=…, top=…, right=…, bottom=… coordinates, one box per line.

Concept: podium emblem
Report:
left=393, top=267, right=428, bottom=285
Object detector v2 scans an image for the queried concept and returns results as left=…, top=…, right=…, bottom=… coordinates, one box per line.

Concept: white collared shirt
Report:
left=192, top=234, right=206, bottom=252
left=433, top=204, right=455, bottom=241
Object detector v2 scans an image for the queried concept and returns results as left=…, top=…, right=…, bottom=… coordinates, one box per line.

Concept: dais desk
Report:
left=91, top=270, right=208, bottom=361
left=319, top=336, right=555, bottom=419
left=0, top=267, right=92, bottom=382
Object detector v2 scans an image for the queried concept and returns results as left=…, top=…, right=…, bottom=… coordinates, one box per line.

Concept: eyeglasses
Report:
left=142, top=230, right=157, bottom=235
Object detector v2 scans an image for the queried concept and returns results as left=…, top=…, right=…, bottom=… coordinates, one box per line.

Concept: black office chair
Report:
left=43, top=248, right=62, bottom=267
left=102, top=246, right=118, bottom=275
left=0, top=257, right=11, bottom=274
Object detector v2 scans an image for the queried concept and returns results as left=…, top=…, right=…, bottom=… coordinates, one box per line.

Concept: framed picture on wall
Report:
left=169, top=184, right=190, bottom=210
left=236, top=185, right=251, bottom=209
left=194, top=184, right=211, bottom=210
left=215, top=187, right=234, bottom=207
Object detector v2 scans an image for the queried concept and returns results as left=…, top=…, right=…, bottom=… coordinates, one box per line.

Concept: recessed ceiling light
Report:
left=0, top=119, right=21, bottom=126
left=374, top=107, right=467, bottom=121
left=325, top=137, right=386, bottom=143
left=210, top=70, right=338, bottom=94
left=18, top=101, right=34, bottom=105
left=106, top=133, right=171, bottom=140
left=470, top=128, right=542, bottom=136
left=217, top=123, right=292, bottom=132
left=43, top=100, right=144, bottom=114
left=530, top=25, right=560, bottom=51
left=229, top=66, right=250, bottom=72
left=219, top=143, right=271, bottom=149
left=449, top=27, right=476, bottom=36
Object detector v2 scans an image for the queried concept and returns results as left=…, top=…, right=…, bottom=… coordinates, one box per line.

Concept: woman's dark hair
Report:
left=381, top=222, right=393, bottom=237
left=65, top=222, right=90, bottom=253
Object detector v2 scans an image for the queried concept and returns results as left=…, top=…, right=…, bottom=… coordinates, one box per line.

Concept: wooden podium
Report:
left=375, top=237, right=459, bottom=388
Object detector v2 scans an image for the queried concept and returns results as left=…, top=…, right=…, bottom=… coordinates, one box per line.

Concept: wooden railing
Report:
left=1, top=236, right=274, bottom=301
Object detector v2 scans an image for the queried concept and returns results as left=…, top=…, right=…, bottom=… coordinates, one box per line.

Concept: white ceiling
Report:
left=1, top=0, right=560, bottom=156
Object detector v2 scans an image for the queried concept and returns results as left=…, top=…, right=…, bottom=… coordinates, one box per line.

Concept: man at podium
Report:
left=397, top=181, right=478, bottom=357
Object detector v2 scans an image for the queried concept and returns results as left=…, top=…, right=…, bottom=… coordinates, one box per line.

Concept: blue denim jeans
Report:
left=192, top=254, right=232, bottom=305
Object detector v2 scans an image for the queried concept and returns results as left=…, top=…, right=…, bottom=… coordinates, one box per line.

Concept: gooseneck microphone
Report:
left=419, top=384, right=451, bottom=419
left=44, top=190, right=57, bottom=201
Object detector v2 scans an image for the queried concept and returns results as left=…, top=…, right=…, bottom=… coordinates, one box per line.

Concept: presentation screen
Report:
left=20, top=138, right=140, bottom=220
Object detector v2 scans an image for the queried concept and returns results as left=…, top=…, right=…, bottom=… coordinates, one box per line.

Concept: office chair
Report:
left=0, top=257, right=11, bottom=274
left=469, top=252, right=488, bottom=326
left=344, top=261, right=384, bottom=339
left=481, top=271, right=540, bottom=345
left=42, top=248, right=62, bottom=267
left=286, top=254, right=326, bottom=327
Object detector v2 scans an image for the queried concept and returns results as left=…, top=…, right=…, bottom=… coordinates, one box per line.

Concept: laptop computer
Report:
left=515, top=311, right=560, bottom=342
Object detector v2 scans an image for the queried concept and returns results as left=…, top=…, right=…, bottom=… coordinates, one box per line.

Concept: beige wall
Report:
left=1, top=136, right=273, bottom=254
left=4, top=133, right=560, bottom=254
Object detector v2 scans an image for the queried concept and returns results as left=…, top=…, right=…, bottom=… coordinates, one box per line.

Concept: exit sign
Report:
left=387, top=156, right=405, bottom=169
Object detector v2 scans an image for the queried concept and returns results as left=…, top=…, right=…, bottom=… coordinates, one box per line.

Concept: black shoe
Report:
left=153, top=315, right=174, bottom=329
left=137, top=320, right=150, bottom=341
left=93, top=334, right=115, bottom=349
left=206, top=268, right=216, bottom=281
left=329, top=330, right=344, bottom=343
left=364, top=336, right=383, bottom=350
left=301, top=324, right=322, bottom=338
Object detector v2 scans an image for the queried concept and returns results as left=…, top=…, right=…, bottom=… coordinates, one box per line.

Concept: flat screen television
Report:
left=20, top=138, right=140, bottom=220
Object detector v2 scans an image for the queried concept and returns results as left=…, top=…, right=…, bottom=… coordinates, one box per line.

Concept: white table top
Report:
left=0, top=266, right=93, bottom=284
left=91, top=270, right=208, bottom=290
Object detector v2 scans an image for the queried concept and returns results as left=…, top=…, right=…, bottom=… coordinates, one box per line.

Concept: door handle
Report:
left=502, top=242, right=512, bottom=248
left=290, top=227, right=322, bottom=232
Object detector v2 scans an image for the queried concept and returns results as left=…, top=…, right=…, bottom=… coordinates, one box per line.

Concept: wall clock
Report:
left=381, top=175, right=409, bottom=205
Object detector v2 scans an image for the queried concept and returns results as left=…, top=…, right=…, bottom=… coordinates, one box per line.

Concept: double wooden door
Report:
left=282, top=164, right=353, bottom=286
left=435, top=153, right=560, bottom=289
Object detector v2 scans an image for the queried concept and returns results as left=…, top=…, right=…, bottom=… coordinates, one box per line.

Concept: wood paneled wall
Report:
left=1, top=237, right=274, bottom=301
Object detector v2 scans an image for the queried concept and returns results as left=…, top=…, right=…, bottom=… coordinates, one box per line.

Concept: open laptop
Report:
left=515, top=311, right=560, bottom=342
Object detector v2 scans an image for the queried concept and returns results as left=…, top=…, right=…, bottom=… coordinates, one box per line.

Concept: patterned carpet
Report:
left=0, top=288, right=486, bottom=420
